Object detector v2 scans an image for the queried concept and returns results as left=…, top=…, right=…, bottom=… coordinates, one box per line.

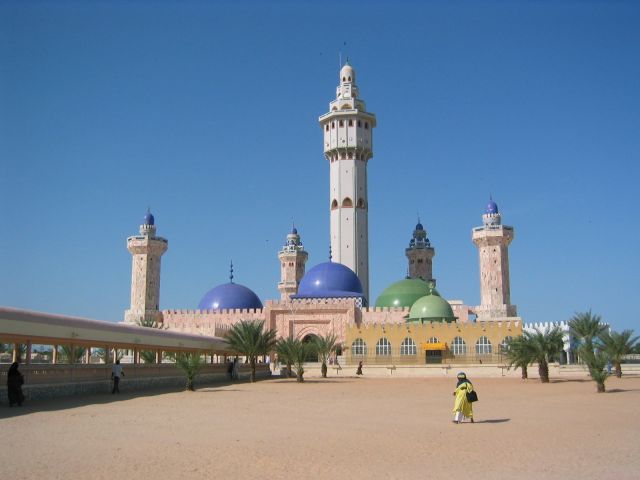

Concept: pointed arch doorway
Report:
left=302, top=334, right=319, bottom=362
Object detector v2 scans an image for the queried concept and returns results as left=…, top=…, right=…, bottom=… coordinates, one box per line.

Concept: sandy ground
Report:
left=1, top=374, right=639, bottom=480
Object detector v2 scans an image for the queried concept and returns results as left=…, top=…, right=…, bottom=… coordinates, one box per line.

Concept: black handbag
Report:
left=466, top=390, right=478, bottom=403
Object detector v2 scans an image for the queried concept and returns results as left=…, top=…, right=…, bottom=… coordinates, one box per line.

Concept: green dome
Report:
left=408, top=293, right=456, bottom=322
left=375, top=278, right=434, bottom=308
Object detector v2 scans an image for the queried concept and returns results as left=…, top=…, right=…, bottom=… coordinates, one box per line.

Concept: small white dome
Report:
left=340, top=63, right=355, bottom=83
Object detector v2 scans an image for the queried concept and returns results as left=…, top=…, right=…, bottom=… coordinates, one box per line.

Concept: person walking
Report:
left=7, top=361, right=25, bottom=407
left=227, top=359, right=234, bottom=380
left=452, top=372, right=475, bottom=424
left=356, top=361, right=363, bottom=376
left=231, top=357, right=239, bottom=380
left=111, top=360, right=124, bottom=394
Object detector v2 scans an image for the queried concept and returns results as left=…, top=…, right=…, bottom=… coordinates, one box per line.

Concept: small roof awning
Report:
left=421, top=342, right=447, bottom=351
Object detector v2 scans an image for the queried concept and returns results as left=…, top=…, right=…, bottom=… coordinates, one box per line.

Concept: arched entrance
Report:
left=302, top=334, right=319, bottom=362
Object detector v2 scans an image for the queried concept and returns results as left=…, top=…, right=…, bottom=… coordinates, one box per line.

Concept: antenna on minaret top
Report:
left=229, top=260, right=234, bottom=283
left=329, top=245, right=332, bottom=261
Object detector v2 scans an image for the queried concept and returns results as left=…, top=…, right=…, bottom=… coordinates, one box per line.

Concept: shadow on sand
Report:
left=550, top=378, right=591, bottom=384
left=474, top=418, right=510, bottom=424
left=605, top=388, right=640, bottom=394
left=0, top=378, right=263, bottom=418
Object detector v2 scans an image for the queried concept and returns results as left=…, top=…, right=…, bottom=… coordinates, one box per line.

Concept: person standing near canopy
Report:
left=7, top=361, right=25, bottom=407
left=452, top=372, right=475, bottom=424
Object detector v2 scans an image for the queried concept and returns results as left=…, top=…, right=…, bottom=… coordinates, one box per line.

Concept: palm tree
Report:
left=169, top=352, right=204, bottom=391
left=94, top=347, right=123, bottom=365
left=522, top=326, right=564, bottom=383
left=289, top=339, right=315, bottom=383
left=275, top=337, right=297, bottom=378
left=224, top=320, right=277, bottom=382
left=139, top=351, right=157, bottom=363
left=504, top=335, right=534, bottom=379
left=569, top=310, right=607, bottom=352
left=598, top=330, right=639, bottom=378
left=313, top=334, right=338, bottom=378
left=578, top=344, right=609, bottom=393
left=60, top=344, right=86, bottom=364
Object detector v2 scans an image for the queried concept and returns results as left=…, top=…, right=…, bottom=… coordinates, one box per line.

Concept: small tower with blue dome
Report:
left=405, top=218, right=436, bottom=283
left=277, top=224, right=308, bottom=301
left=125, top=209, right=168, bottom=325
left=472, top=197, right=517, bottom=320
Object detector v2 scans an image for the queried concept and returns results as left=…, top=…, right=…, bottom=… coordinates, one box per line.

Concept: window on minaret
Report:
left=325, top=125, right=329, bottom=131
left=358, top=120, right=361, bottom=127
left=348, top=119, right=353, bottom=127
left=339, top=120, right=344, bottom=127
left=365, top=122, right=369, bottom=129
left=331, top=122, right=335, bottom=129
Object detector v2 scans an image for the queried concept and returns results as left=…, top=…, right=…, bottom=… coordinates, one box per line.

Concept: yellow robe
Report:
left=452, top=381, right=474, bottom=419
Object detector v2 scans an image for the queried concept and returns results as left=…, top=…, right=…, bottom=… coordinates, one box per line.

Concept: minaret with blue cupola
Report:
left=405, top=219, right=436, bottom=283
left=319, top=62, right=376, bottom=302
left=472, top=198, right=517, bottom=320
left=278, top=225, right=308, bottom=301
left=125, top=209, right=168, bottom=324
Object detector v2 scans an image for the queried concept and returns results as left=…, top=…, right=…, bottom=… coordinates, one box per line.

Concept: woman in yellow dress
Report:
left=452, top=372, right=474, bottom=423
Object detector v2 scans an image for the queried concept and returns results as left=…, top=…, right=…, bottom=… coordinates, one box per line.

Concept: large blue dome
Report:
left=294, top=262, right=363, bottom=299
left=198, top=283, right=263, bottom=311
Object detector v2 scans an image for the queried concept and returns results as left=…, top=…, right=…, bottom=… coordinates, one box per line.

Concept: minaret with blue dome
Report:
left=472, top=197, right=517, bottom=320
left=125, top=209, right=168, bottom=324
left=319, top=61, right=376, bottom=302
left=405, top=218, right=436, bottom=283
left=277, top=225, right=308, bottom=301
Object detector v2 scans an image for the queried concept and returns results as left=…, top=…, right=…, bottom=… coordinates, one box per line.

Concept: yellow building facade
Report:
left=345, top=320, right=522, bottom=365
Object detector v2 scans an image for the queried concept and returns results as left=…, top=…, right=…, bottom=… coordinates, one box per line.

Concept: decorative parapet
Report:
left=162, top=308, right=265, bottom=315
left=351, top=319, right=522, bottom=331
left=360, top=307, right=411, bottom=313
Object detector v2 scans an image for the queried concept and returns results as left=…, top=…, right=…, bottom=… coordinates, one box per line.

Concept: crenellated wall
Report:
left=161, top=308, right=264, bottom=336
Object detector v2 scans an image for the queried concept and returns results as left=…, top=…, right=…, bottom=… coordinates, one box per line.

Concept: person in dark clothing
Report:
left=227, top=359, right=234, bottom=380
left=356, top=361, right=363, bottom=376
left=7, top=361, right=25, bottom=407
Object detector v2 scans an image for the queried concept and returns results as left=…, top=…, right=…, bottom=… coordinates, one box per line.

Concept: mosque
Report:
left=123, top=63, right=522, bottom=364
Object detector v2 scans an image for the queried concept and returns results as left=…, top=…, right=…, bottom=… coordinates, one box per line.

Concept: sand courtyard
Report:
left=1, top=374, right=639, bottom=479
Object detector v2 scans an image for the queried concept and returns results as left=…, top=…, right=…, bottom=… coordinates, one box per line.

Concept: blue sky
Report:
left=1, top=0, right=638, bottom=332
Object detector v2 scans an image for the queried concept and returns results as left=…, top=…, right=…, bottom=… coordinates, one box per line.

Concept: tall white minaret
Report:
left=124, top=210, right=168, bottom=325
left=319, top=62, right=376, bottom=302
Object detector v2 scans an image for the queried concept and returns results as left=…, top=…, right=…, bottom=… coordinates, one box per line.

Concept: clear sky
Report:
left=1, top=1, right=639, bottom=332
